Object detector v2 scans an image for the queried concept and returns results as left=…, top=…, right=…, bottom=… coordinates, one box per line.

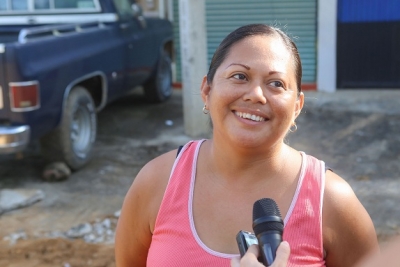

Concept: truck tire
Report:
left=40, top=86, right=96, bottom=171
left=143, top=50, right=172, bottom=103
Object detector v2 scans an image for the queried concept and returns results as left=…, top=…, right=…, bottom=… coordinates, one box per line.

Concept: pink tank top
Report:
left=147, top=140, right=326, bottom=266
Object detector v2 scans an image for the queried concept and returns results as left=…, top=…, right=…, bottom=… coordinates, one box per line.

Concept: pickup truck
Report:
left=0, top=0, right=173, bottom=171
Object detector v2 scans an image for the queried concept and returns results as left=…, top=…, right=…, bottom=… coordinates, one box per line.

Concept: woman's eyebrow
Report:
left=268, top=70, right=286, bottom=75
left=226, top=63, right=250, bottom=70
left=226, top=64, right=286, bottom=75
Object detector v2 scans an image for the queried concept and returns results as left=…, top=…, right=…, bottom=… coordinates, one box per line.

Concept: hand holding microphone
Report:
left=231, top=241, right=290, bottom=267
left=252, top=198, right=284, bottom=266
left=234, top=198, right=285, bottom=267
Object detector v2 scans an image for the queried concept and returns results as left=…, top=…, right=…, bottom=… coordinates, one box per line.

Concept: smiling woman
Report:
left=201, top=33, right=301, bottom=149
left=115, top=24, right=378, bottom=267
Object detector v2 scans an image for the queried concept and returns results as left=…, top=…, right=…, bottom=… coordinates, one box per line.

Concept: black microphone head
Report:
left=253, top=198, right=282, bottom=220
left=252, top=198, right=283, bottom=235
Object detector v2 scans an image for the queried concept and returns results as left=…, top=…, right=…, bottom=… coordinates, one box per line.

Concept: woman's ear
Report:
left=200, top=75, right=211, bottom=104
left=294, top=92, right=304, bottom=119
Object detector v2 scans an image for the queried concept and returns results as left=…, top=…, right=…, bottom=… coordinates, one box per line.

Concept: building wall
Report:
left=173, top=0, right=318, bottom=87
left=173, top=0, right=400, bottom=91
left=317, top=0, right=337, bottom=92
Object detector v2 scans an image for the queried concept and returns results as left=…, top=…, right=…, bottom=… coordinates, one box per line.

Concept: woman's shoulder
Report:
left=114, top=148, right=182, bottom=266
left=132, top=140, right=201, bottom=198
left=133, top=148, right=179, bottom=197
left=119, top=148, right=181, bottom=231
left=323, top=170, right=357, bottom=210
left=322, top=170, right=368, bottom=225
left=322, top=170, right=378, bottom=266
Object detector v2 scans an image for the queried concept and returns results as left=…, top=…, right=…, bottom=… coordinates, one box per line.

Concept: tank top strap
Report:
left=283, top=153, right=326, bottom=267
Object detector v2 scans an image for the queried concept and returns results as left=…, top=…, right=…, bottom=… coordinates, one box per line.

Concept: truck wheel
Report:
left=143, top=50, right=172, bottom=103
left=40, top=86, right=96, bottom=171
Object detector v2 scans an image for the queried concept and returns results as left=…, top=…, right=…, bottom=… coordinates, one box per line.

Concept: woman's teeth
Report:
left=235, top=111, right=266, bottom=122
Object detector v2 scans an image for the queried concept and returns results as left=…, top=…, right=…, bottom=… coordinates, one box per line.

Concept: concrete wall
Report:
left=317, top=0, right=337, bottom=92
left=179, top=0, right=211, bottom=137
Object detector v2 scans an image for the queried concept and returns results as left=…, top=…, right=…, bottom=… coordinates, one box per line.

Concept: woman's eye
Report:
left=232, top=74, right=247, bottom=80
left=269, top=81, right=284, bottom=88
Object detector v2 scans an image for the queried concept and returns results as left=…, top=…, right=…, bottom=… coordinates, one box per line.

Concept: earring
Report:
left=289, top=123, right=298, bottom=133
left=202, top=105, right=209, bottom=114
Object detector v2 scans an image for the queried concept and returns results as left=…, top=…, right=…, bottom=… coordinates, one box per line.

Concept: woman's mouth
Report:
left=234, top=111, right=267, bottom=122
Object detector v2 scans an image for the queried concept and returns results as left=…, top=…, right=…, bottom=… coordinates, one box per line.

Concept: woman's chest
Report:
left=191, top=181, right=296, bottom=255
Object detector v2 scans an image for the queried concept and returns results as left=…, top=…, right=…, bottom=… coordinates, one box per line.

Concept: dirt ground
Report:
left=0, top=238, right=115, bottom=267
left=0, top=89, right=399, bottom=266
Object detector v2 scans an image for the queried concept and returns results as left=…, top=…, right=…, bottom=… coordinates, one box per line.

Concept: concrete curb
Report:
left=0, top=189, right=45, bottom=215
left=303, top=90, right=400, bottom=115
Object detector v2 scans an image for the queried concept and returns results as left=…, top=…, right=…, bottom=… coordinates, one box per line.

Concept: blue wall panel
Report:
left=338, top=0, right=400, bottom=23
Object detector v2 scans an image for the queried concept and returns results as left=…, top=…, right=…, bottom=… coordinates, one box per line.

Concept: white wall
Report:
left=179, top=0, right=211, bottom=137
left=317, top=0, right=337, bottom=92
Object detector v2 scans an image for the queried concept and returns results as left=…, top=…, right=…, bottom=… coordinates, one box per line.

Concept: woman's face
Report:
left=201, top=34, right=304, bottom=149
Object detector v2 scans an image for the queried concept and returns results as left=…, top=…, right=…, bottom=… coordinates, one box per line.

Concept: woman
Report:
left=115, top=24, right=378, bottom=266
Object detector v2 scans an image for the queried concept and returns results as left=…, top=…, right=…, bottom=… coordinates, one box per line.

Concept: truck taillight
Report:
left=9, top=81, right=40, bottom=112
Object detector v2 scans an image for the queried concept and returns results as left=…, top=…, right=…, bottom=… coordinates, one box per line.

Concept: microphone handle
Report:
left=256, top=231, right=282, bottom=266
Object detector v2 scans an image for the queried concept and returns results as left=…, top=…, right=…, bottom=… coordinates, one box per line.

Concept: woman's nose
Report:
left=243, top=83, right=267, bottom=104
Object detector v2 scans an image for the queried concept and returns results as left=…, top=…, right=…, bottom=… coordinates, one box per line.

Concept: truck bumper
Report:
left=0, top=126, right=30, bottom=154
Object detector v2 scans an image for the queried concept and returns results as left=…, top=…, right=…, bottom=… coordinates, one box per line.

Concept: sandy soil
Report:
left=0, top=238, right=115, bottom=267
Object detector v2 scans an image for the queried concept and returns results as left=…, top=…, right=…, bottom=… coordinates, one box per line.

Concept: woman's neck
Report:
left=203, top=137, right=291, bottom=184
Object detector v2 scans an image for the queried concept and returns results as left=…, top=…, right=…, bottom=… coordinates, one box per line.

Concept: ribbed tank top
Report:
left=147, top=140, right=326, bottom=266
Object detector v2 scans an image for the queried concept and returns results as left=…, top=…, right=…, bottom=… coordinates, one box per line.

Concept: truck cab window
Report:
left=12, top=0, right=28, bottom=10
left=0, top=0, right=98, bottom=11
left=34, top=0, right=49, bottom=9
left=113, top=0, right=134, bottom=19
left=55, top=0, right=95, bottom=8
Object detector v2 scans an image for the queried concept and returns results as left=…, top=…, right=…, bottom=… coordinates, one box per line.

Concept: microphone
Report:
left=252, top=198, right=284, bottom=266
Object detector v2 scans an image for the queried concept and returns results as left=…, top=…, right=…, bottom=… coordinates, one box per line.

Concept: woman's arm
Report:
left=323, top=171, right=379, bottom=267
left=114, top=150, right=177, bottom=267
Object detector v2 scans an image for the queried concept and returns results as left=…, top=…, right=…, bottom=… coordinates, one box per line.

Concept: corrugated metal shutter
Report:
left=205, top=0, right=317, bottom=83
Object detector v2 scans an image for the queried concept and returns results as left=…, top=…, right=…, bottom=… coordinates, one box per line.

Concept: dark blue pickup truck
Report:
left=0, top=0, right=173, bottom=170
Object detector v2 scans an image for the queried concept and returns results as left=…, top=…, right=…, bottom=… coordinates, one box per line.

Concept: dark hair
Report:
left=206, top=24, right=302, bottom=94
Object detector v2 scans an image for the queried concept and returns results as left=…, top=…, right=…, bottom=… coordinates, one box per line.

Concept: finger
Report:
left=246, top=244, right=260, bottom=258
left=273, top=241, right=290, bottom=267
left=241, top=245, right=264, bottom=266
left=230, top=256, right=240, bottom=267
